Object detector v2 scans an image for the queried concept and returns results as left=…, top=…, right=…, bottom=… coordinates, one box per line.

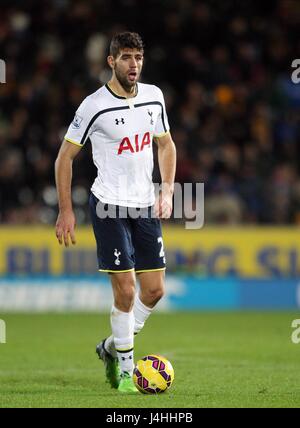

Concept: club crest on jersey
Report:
left=71, top=114, right=83, bottom=129
left=147, top=109, right=154, bottom=125
left=118, top=132, right=151, bottom=155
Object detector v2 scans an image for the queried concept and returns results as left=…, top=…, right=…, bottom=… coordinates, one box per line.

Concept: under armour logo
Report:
left=122, top=356, right=133, bottom=361
left=115, top=118, right=125, bottom=125
left=114, top=249, right=121, bottom=265
left=148, top=110, right=154, bottom=125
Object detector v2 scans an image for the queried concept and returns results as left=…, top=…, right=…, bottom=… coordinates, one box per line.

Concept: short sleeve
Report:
left=64, top=97, right=95, bottom=147
left=154, top=87, right=170, bottom=138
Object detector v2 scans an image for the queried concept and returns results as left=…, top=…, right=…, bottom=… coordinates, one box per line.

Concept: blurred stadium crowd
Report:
left=0, top=0, right=299, bottom=225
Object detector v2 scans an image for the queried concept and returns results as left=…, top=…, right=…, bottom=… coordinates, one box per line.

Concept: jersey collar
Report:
left=105, top=83, right=138, bottom=100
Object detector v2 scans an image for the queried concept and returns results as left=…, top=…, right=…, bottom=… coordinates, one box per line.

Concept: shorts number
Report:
left=157, top=237, right=165, bottom=258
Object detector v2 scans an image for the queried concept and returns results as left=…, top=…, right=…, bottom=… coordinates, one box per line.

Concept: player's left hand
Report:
left=154, top=188, right=173, bottom=219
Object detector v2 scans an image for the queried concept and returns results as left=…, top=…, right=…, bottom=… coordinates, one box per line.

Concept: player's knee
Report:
left=145, top=286, right=165, bottom=305
left=122, top=285, right=136, bottom=302
left=114, top=280, right=136, bottom=311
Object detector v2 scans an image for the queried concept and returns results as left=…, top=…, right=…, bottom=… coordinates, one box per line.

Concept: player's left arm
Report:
left=154, top=132, right=176, bottom=219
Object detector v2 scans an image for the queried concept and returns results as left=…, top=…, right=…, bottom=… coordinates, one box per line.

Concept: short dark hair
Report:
left=110, top=32, right=144, bottom=58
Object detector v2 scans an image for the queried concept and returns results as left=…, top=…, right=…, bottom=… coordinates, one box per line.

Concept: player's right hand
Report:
left=55, top=210, right=76, bottom=247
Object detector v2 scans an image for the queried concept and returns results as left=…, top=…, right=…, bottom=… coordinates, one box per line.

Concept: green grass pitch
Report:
left=0, top=312, right=300, bottom=408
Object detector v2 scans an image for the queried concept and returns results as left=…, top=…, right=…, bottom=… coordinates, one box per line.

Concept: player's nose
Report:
left=129, top=57, right=138, bottom=68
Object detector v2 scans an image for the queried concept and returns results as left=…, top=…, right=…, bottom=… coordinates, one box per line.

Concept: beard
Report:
left=115, top=67, right=138, bottom=93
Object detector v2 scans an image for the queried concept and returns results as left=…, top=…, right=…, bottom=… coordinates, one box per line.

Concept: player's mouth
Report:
left=128, top=71, right=138, bottom=81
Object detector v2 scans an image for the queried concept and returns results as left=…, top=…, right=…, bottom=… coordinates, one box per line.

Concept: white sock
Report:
left=111, top=305, right=135, bottom=375
left=104, top=296, right=153, bottom=358
left=133, top=294, right=153, bottom=335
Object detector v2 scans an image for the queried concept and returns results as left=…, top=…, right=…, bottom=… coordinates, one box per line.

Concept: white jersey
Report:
left=64, top=82, right=170, bottom=208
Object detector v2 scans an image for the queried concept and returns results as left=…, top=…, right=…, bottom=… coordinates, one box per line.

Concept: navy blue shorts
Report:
left=89, top=193, right=166, bottom=273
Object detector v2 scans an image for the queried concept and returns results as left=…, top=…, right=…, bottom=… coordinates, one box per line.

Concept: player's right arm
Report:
left=55, top=140, right=81, bottom=247
left=55, top=96, right=95, bottom=246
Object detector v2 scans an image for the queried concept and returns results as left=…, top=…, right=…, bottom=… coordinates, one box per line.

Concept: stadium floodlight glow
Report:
left=0, top=319, right=6, bottom=344
left=0, top=59, right=6, bottom=83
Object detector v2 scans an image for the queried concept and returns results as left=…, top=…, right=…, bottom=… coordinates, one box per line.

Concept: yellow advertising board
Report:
left=0, top=226, right=299, bottom=277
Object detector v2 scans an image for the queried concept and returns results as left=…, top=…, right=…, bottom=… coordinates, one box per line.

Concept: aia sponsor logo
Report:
left=118, top=132, right=151, bottom=155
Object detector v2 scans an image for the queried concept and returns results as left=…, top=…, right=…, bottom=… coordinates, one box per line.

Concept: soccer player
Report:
left=55, top=32, right=176, bottom=393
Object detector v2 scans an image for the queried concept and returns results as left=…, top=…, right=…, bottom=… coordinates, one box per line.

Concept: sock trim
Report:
left=116, top=347, right=134, bottom=353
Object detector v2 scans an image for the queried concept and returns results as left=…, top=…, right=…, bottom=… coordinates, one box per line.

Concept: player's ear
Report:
left=107, top=55, right=115, bottom=69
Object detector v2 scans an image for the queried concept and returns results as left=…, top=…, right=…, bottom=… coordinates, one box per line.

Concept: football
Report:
left=133, top=354, right=174, bottom=394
